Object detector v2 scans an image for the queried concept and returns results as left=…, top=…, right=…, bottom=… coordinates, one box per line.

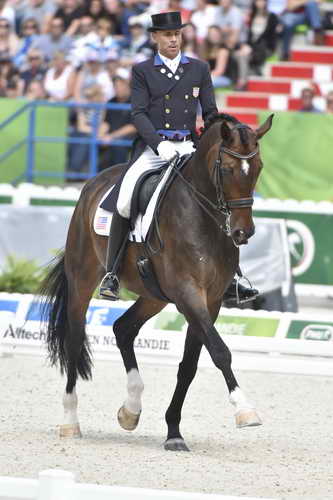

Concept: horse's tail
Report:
left=39, top=251, right=92, bottom=380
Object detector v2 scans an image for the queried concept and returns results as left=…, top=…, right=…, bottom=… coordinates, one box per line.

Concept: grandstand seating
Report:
left=220, top=40, right=333, bottom=127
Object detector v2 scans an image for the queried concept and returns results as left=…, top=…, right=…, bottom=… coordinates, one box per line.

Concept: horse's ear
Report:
left=220, top=121, right=231, bottom=143
left=256, top=114, right=274, bottom=140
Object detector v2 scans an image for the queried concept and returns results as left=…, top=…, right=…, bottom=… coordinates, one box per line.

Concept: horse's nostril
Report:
left=248, top=226, right=255, bottom=238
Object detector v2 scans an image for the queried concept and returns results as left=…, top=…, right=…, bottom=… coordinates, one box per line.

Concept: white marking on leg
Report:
left=63, top=389, right=79, bottom=425
left=124, top=368, right=144, bottom=415
left=241, top=160, right=250, bottom=175
left=229, top=387, right=254, bottom=413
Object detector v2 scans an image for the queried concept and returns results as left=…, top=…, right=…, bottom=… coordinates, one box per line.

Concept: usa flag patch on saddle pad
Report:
left=93, top=165, right=174, bottom=242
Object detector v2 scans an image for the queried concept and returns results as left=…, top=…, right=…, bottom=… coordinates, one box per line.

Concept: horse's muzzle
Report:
left=231, top=228, right=254, bottom=246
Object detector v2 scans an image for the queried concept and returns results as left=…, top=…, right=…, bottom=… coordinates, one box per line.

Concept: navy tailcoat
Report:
left=101, top=53, right=218, bottom=212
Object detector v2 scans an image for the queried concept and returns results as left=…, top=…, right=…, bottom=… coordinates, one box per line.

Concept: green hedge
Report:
left=0, top=255, right=135, bottom=300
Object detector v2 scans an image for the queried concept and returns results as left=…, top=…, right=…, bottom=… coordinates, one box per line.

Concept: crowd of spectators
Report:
left=0, top=0, right=332, bottom=175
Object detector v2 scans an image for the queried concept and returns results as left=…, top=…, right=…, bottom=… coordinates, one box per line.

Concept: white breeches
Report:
left=116, top=140, right=195, bottom=219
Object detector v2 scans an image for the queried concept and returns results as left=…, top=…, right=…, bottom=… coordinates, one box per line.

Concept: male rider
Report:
left=99, top=11, right=258, bottom=305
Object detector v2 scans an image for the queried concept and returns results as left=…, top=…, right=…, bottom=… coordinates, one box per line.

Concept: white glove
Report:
left=157, top=140, right=178, bottom=162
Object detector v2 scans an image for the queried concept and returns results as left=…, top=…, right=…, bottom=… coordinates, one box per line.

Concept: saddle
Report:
left=129, top=166, right=167, bottom=227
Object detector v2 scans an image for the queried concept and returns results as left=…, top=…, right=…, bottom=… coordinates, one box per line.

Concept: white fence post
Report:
left=37, top=469, right=75, bottom=500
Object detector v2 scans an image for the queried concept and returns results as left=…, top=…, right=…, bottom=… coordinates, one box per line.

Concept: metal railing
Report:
left=0, top=100, right=133, bottom=183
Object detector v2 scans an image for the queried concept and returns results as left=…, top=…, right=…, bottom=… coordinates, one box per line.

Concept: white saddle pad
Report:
left=94, top=165, right=173, bottom=242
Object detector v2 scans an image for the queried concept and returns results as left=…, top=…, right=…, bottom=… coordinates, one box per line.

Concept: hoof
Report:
left=59, top=423, right=82, bottom=438
left=235, top=409, right=262, bottom=428
left=117, top=405, right=141, bottom=431
left=164, top=438, right=190, bottom=452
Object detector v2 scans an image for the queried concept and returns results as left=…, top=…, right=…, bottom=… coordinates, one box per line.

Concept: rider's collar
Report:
left=154, top=53, right=189, bottom=66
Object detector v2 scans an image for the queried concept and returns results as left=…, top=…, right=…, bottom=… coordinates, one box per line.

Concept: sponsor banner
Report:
left=26, top=297, right=128, bottom=327
left=0, top=294, right=184, bottom=360
left=150, top=308, right=282, bottom=338
left=286, top=320, right=333, bottom=341
left=0, top=296, right=19, bottom=323
left=215, top=315, right=279, bottom=337
left=254, top=200, right=333, bottom=287
left=1, top=320, right=184, bottom=360
left=2, top=294, right=333, bottom=363
left=153, top=310, right=186, bottom=331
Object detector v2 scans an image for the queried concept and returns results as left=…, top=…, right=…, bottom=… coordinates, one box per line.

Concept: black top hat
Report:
left=148, top=12, right=187, bottom=32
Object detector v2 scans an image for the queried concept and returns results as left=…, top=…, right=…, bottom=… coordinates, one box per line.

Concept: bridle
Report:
left=171, top=123, right=259, bottom=237
left=214, top=123, right=259, bottom=214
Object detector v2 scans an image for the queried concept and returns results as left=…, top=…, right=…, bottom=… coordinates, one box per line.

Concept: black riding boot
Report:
left=223, top=279, right=259, bottom=307
left=99, top=211, right=131, bottom=301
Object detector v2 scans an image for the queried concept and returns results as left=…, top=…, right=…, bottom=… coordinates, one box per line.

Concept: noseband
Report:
left=214, top=123, right=259, bottom=213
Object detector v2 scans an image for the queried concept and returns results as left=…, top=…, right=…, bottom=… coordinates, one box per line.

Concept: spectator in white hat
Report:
left=73, top=48, right=114, bottom=101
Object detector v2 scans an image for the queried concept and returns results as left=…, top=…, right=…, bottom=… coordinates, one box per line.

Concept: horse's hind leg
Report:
left=113, top=296, right=166, bottom=431
left=60, top=253, right=103, bottom=438
left=164, top=329, right=202, bottom=451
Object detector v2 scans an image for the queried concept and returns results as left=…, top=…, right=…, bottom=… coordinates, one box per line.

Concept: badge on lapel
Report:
left=192, top=87, right=200, bottom=98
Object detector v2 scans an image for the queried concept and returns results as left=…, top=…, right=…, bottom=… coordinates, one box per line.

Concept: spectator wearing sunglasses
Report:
left=20, top=47, right=46, bottom=93
left=13, top=17, right=40, bottom=67
left=18, top=0, right=56, bottom=34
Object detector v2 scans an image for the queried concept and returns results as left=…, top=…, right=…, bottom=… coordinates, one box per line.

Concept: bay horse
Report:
left=40, top=112, right=273, bottom=451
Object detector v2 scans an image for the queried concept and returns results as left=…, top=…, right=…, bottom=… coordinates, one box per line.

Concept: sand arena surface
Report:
left=0, top=356, right=332, bottom=500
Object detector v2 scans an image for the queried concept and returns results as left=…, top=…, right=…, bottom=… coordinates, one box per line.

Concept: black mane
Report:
left=200, top=112, right=249, bottom=145
left=201, top=112, right=240, bottom=135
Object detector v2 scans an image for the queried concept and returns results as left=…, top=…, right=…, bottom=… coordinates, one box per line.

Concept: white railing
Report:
left=0, top=469, right=275, bottom=500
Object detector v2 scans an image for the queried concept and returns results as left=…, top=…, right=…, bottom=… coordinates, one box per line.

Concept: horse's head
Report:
left=202, top=113, right=273, bottom=246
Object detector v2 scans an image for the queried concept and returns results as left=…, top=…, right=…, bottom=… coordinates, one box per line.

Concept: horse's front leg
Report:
left=164, top=328, right=203, bottom=452
left=179, top=291, right=262, bottom=431
left=164, top=299, right=223, bottom=451
left=113, top=296, right=166, bottom=431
